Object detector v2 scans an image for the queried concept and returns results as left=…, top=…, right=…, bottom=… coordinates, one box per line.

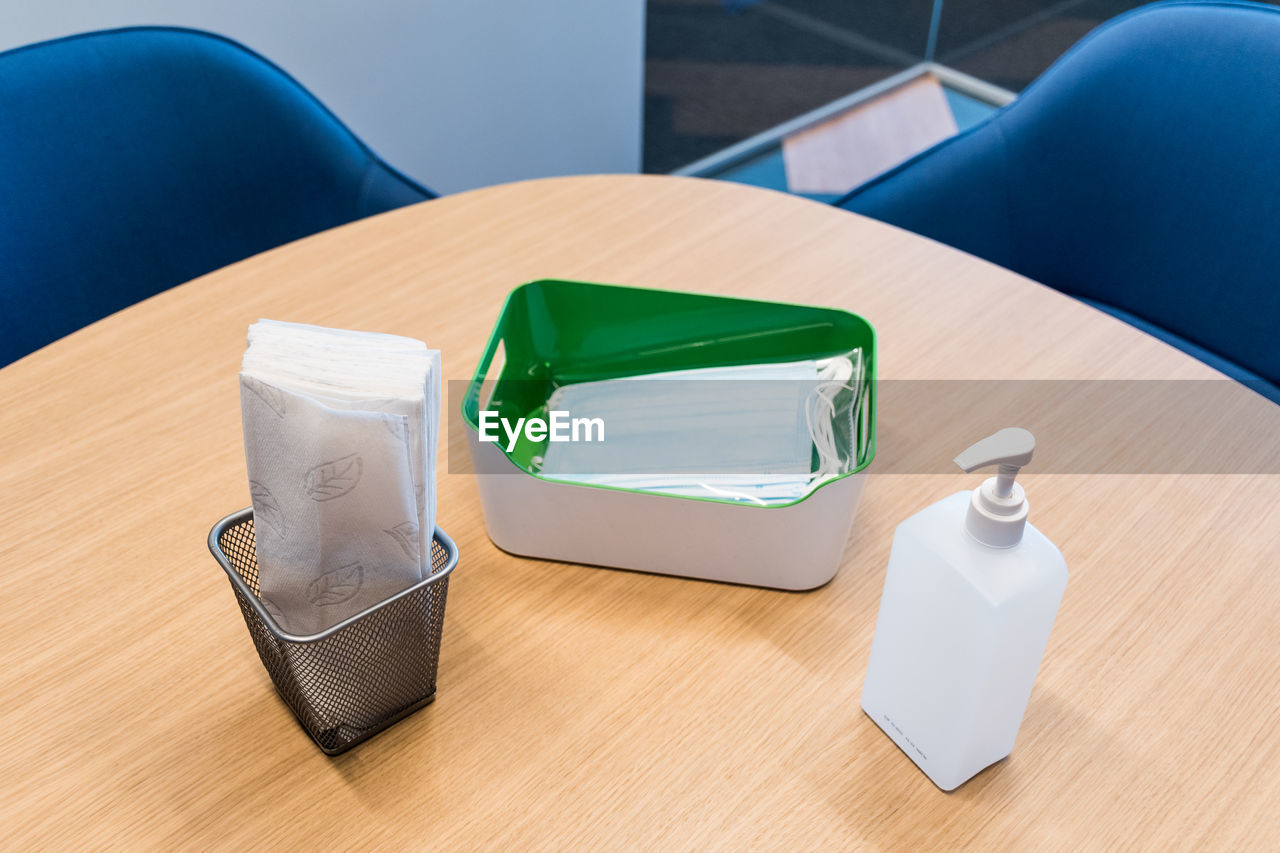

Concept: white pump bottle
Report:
left=861, top=428, right=1067, bottom=791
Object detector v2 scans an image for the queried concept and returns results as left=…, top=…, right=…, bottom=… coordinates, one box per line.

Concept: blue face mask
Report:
left=537, top=353, right=861, bottom=504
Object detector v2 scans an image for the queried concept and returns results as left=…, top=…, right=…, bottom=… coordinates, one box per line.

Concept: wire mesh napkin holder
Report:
left=208, top=508, right=459, bottom=755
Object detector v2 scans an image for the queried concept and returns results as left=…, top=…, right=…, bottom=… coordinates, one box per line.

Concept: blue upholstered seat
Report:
left=0, top=27, right=433, bottom=365
left=838, top=1, right=1280, bottom=402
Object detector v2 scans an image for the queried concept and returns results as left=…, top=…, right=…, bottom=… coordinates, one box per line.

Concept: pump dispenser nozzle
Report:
left=954, top=428, right=1036, bottom=547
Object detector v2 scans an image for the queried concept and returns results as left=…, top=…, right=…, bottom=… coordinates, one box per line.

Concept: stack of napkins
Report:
left=240, top=320, right=441, bottom=634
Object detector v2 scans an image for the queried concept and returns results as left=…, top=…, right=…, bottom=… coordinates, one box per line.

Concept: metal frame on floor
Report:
left=670, top=62, right=1015, bottom=179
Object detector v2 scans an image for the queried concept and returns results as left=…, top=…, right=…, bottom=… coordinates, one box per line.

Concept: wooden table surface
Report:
left=2, top=175, right=1278, bottom=850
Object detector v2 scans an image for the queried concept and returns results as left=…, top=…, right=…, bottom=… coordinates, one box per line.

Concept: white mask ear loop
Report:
left=807, top=354, right=859, bottom=485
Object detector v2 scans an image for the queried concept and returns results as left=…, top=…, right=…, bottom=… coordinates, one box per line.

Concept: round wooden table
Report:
left=2, top=175, right=1277, bottom=849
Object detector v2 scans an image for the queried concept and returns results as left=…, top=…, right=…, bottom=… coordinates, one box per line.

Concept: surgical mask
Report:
left=537, top=353, right=861, bottom=504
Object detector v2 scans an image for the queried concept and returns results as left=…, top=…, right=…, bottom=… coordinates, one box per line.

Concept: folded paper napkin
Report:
left=240, top=320, right=441, bottom=635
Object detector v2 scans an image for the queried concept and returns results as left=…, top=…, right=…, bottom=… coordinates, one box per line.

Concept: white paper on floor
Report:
left=782, top=74, right=959, bottom=195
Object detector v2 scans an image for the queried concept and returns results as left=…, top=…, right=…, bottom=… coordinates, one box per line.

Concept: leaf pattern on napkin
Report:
left=304, top=454, right=363, bottom=501
left=260, top=596, right=287, bottom=625
left=384, top=521, right=420, bottom=562
left=249, top=480, right=288, bottom=538
left=363, top=398, right=409, bottom=441
left=306, top=562, right=364, bottom=607
left=243, top=376, right=287, bottom=417
left=383, top=413, right=410, bottom=442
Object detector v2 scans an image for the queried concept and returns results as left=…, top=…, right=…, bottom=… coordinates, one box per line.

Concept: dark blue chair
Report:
left=0, top=27, right=433, bottom=365
left=838, top=1, right=1280, bottom=401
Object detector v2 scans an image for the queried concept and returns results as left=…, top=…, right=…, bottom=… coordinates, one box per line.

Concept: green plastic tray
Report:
left=462, top=279, right=877, bottom=588
left=463, top=278, right=877, bottom=487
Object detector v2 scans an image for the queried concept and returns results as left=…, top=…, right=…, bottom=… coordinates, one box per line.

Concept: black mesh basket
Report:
left=208, top=508, right=458, bottom=755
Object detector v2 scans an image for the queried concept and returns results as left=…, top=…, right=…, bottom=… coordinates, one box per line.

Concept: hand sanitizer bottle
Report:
left=861, top=428, right=1067, bottom=791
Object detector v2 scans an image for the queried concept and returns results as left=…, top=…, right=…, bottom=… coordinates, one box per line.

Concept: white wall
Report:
left=4, top=0, right=645, bottom=194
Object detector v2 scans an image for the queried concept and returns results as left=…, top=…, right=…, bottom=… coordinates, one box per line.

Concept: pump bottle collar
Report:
left=954, top=428, right=1036, bottom=548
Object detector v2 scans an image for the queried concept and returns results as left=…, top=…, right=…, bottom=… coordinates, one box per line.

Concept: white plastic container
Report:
left=861, top=428, right=1068, bottom=789
left=461, top=279, right=877, bottom=589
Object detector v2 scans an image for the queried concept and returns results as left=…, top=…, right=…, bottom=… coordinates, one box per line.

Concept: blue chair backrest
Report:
left=0, top=27, right=433, bottom=365
left=838, top=2, right=1280, bottom=395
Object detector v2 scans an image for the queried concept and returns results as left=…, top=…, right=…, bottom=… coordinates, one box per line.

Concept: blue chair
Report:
left=837, top=1, right=1280, bottom=401
left=0, top=27, right=433, bottom=366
